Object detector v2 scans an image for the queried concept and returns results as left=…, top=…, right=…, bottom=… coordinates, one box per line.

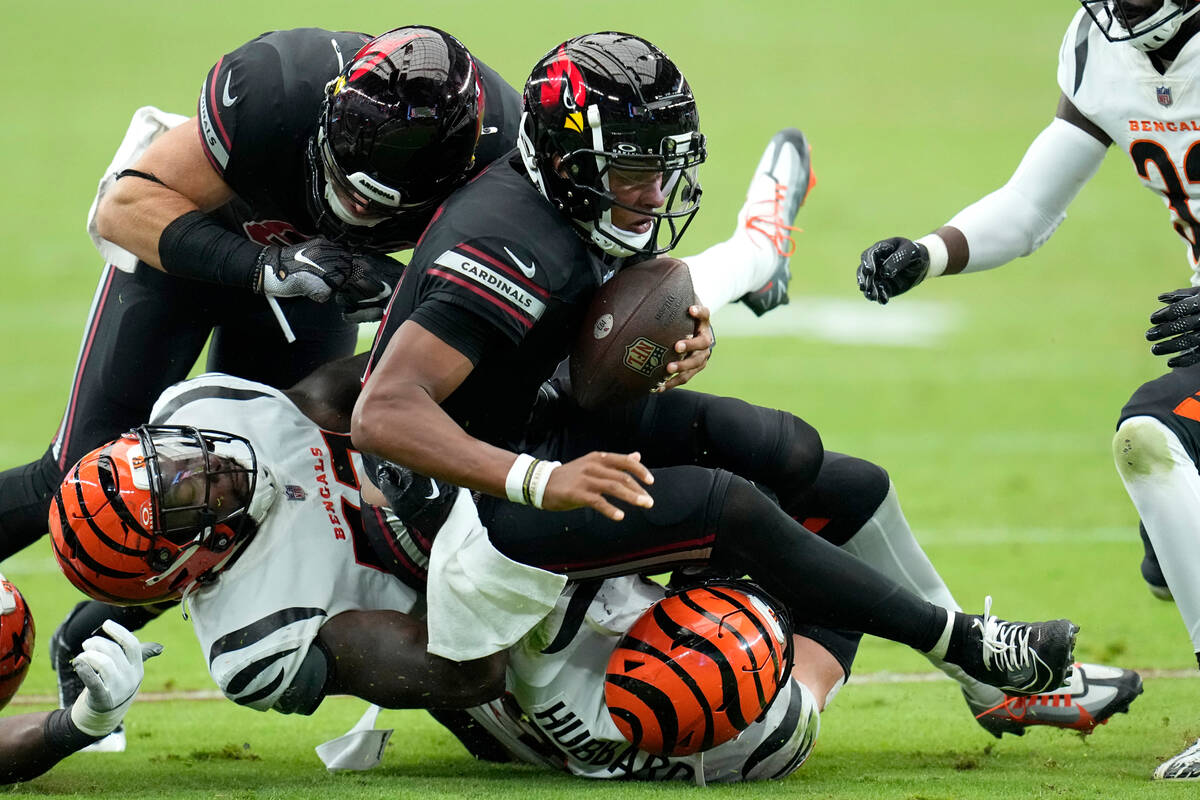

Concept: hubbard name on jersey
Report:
left=1061, top=8, right=1200, bottom=272
left=147, top=374, right=419, bottom=712
left=463, top=577, right=820, bottom=785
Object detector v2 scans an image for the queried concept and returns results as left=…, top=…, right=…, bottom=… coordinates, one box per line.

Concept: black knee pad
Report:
left=792, top=624, right=861, bottom=680
left=1119, top=366, right=1200, bottom=466
left=788, top=452, right=890, bottom=546
left=273, top=637, right=333, bottom=716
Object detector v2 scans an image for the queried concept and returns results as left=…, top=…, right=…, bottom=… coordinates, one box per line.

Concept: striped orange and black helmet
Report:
left=604, top=580, right=793, bottom=756
left=0, top=574, right=34, bottom=710
left=48, top=426, right=259, bottom=605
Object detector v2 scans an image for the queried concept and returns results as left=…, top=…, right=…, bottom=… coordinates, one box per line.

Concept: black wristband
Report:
left=158, top=210, right=265, bottom=290
left=43, top=708, right=103, bottom=758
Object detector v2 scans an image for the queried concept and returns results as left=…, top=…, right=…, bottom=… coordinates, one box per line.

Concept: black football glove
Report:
left=256, top=238, right=363, bottom=303
left=857, top=237, right=930, bottom=305
left=337, top=251, right=406, bottom=323
left=365, top=454, right=456, bottom=533
left=1147, top=286, right=1200, bottom=368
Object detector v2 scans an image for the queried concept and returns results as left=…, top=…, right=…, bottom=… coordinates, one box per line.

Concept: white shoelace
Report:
left=973, top=596, right=1033, bottom=673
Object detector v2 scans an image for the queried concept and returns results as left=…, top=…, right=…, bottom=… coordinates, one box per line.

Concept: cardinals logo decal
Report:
left=541, top=47, right=587, bottom=132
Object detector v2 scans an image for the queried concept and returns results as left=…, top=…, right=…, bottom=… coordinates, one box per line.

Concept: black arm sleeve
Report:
left=157, top=210, right=264, bottom=289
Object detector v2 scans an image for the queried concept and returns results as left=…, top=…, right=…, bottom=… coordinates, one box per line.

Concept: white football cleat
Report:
left=738, top=128, right=816, bottom=316
left=1155, top=737, right=1200, bottom=780
left=964, top=662, right=1142, bottom=738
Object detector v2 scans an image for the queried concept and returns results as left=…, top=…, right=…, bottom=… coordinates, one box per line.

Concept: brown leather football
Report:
left=570, top=257, right=697, bottom=411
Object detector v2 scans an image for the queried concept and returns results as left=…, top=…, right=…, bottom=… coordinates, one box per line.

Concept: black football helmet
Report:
left=518, top=32, right=706, bottom=258
left=1081, top=0, right=1200, bottom=50
left=306, top=26, right=483, bottom=243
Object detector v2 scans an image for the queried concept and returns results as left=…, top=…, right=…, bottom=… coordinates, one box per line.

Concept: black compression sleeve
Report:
left=43, top=709, right=102, bottom=758
left=157, top=210, right=265, bottom=289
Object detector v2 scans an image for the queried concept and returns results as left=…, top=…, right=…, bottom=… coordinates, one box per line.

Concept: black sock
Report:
left=55, top=600, right=173, bottom=654
left=941, top=611, right=979, bottom=668
left=0, top=453, right=62, bottom=561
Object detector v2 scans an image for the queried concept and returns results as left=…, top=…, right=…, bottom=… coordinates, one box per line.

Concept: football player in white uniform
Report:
left=856, top=0, right=1200, bottom=779
left=441, top=576, right=839, bottom=784
left=44, top=351, right=856, bottom=782
left=0, top=573, right=160, bottom=784
left=48, top=356, right=504, bottom=722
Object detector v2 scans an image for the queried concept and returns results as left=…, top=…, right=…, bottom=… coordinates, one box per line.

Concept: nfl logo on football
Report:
left=1157, top=86, right=1173, bottom=108
left=623, top=337, right=667, bottom=377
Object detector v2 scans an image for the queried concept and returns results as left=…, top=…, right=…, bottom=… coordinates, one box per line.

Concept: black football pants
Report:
left=478, top=389, right=947, bottom=652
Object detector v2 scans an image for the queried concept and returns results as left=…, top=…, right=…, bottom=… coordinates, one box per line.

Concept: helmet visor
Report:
left=136, top=427, right=256, bottom=546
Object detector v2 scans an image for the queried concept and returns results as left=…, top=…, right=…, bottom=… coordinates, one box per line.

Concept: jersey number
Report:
left=1130, top=139, right=1200, bottom=262
left=321, top=431, right=389, bottom=573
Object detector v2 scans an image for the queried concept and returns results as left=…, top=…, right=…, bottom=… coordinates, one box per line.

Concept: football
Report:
left=570, top=257, right=697, bottom=411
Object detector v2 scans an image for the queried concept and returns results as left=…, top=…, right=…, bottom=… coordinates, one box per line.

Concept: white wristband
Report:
left=915, top=233, right=949, bottom=278
left=505, top=454, right=537, bottom=505
left=71, top=690, right=129, bottom=738
left=528, top=460, right=561, bottom=509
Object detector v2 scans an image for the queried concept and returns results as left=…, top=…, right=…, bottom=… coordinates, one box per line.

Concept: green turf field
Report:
left=3, top=1, right=1199, bottom=797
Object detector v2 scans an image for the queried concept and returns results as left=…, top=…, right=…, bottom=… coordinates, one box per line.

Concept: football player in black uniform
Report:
left=0, top=26, right=519, bottom=559
left=0, top=25, right=520, bottom=746
left=353, top=32, right=1082, bottom=701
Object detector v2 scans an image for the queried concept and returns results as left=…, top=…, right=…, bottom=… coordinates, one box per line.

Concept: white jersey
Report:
left=466, top=577, right=819, bottom=785
left=1059, top=8, right=1200, bottom=276
left=149, top=373, right=419, bottom=711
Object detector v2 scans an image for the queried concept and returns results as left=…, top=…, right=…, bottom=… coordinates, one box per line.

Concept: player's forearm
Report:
left=0, top=710, right=92, bottom=784
left=93, top=118, right=236, bottom=272
left=94, top=181, right=200, bottom=270
left=929, top=117, right=1107, bottom=274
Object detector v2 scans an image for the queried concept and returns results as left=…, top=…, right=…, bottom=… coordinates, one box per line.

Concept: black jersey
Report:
left=197, top=28, right=521, bottom=251
left=367, top=155, right=615, bottom=447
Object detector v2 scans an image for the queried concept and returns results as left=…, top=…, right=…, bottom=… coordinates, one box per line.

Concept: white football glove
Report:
left=69, top=620, right=163, bottom=737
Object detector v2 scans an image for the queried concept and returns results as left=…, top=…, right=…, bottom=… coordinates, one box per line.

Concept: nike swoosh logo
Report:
left=425, top=481, right=440, bottom=501
left=293, top=248, right=323, bottom=272
left=362, top=281, right=392, bottom=304
left=504, top=247, right=537, bottom=278
left=221, top=74, right=238, bottom=107
left=330, top=38, right=345, bottom=72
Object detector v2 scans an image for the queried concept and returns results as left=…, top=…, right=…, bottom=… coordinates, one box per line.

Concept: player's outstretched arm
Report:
left=0, top=622, right=161, bottom=785
left=858, top=93, right=1109, bottom=305
left=353, top=320, right=653, bottom=521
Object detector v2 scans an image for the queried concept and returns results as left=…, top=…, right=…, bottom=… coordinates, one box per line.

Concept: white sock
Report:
left=841, top=483, right=1002, bottom=705
left=681, top=233, right=769, bottom=314
left=1114, top=416, right=1200, bottom=651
